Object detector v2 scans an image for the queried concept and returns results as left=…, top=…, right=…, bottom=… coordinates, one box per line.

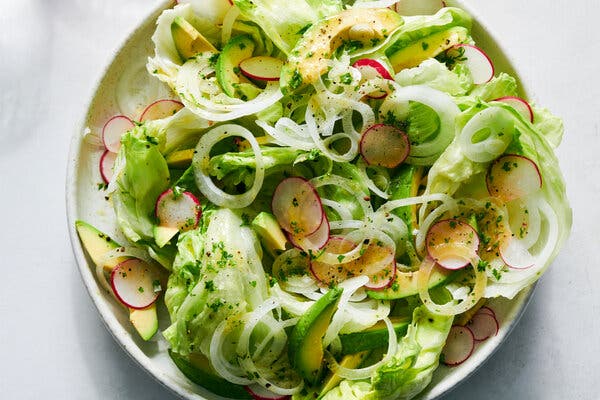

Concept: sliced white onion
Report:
left=193, top=124, right=265, bottom=208
left=210, top=320, right=253, bottom=385
left=325, top=316, right=397, bottom=380
left=459, top=107, right=515, bottom=163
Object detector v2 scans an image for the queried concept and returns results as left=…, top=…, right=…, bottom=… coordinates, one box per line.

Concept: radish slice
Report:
left=240, top=56, right=284, bottom=82
left=352, top=58, right=393, bottom=98
left=360, top=124, right=410, bottom=168
left=272, top=177, right=324, bottom=236
left=446, top=44, right=494, bottom=85
left=110, top=258, right=161, bottom=309
left=310, top=236, right=396, bottom=289
left=479, top=306, right=496, bottom=317
left=499, top=238, right=535, bottom=269
left=394, top=0, right=445, bottom=15
left=245, top=384, right=290, bottom=400
left=468, top=311, right=499, bottom=341
left=139, top=99, right=184, bottom=122
left=155, top=189, right=202, bottom=231
left=426, top=219, right=479, bottom=270
left=102, top=115, right=135, bottom=153
left=99, top=150, right=117, bottom=184
left=494, top=96, right=534, bottom=123
left=486, top=154, right=542, bottom=202
left=288, top=215, right=330, bottom=252
left=442, top=325, right=475, bottom=366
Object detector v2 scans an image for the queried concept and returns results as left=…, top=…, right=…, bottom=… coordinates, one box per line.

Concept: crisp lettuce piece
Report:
left=233, top=0, right=343, bottom=55
left=395, top=59, right=473, bottom=96
left=532, top=105, right=564, bottom=148
left=319, top=380, right=374, bottom=400
left=468, top=72, right=518, bottom=101
left=370, top=306, right=453, bottom=400
left=112, top=129, right=171, bottom=243
left=164, top=209, right=268, bottom=357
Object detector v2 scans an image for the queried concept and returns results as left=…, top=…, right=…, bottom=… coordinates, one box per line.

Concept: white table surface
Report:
left=1, top=0, right=598, bottom=399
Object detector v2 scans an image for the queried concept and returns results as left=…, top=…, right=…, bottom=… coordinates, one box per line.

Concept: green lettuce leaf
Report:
left=163, top=208, right=268, bottom=357
left=395, top=59, right=473, bottom=96
left=233, top=0, right=343, bottom=55
left=112, top=128, right=171, bottom=243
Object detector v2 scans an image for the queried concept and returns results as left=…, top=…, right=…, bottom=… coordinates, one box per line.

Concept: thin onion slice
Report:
left=418, top=257, right=487, bottom=316
left=193, top=124, right=264, bottom=209
left=486, top=154, right=542, bottom=202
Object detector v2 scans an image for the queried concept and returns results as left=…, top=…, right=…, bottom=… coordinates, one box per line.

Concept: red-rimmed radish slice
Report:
left=360, top=124, right=410, bottom=168
left=479, top=306, right=496, bottom=317
left=102, top=115, right=134, bottom=153
left=446, top=44, right=494, bottom=85
left=499, top=238, right=535, bottom=269
left=426, top=219, right=479, bottom=270
left=272, top=177, right=324, bottom=236
left=442, top=325, right=475, bottom=366
left=394, top=0, right=445, bottom=15
left=110, top=258, right=161, bottom=309
left=352, top=58, right=394, bottom=98
left=139, top=99, right=184, bottom=122
left=310, top=236, right=396, bottom=289
left=288, top=215, right=330, bottom=252
left=240, top=56, right=284, bottom=82
left=99, top=150, right=117, bottom=184
left=486, top=154, right=542, bottom=202
left=155, top=189, right=202, bottom=231
left=494, top=96, right=534, bottom=123
left=244, top=384, right=290, bottom=400
left=468, top=311, right=499, bottom=341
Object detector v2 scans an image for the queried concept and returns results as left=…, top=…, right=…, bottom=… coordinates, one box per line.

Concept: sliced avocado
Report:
left=385, top=8, right=472, bottom=72
left=251, top=212, right=288, bottom=257
left=75, top=221, right=158, bottom=341
left=171, top=16, right=218, bottom=61
left=169, top=351, right=252, bottom=399
left=289, top=287, right=343, bottom=386
left=166, top=148, right=195, bottom=169
left=216, top=35, right=261, bottom=100
left=339, top=316, right=411, bottom=355
left=75, top=220, right=125, bottom=269
left=366, top=266, right=457, bottom=300
left=389, top=165, right=424, bottom=232
left=280, top=8, right=403, bottom=93
left=153, top=225, right=179, bottom=248
left=129, top=304, right=159, bottom=341
left=319, top=351, right=370, bottom=398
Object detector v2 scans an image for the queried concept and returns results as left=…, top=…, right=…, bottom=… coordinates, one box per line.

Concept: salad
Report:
left=75, top=0, right=572, bottom=399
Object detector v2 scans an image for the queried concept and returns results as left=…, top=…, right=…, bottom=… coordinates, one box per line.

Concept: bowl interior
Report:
left=67, top=1, right=534, bottom=399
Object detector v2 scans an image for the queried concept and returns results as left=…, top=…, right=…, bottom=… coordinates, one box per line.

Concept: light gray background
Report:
left=1, top=0, right=598, bottom=399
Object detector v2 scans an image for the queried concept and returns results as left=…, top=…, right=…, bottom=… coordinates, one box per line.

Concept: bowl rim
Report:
left=66, top=1, right=536, bottom=399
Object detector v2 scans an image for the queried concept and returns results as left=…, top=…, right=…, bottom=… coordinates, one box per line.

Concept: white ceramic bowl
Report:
left=67, top=1, right=535, bottom=399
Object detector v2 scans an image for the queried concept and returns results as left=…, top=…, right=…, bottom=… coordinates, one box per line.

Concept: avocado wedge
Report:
left=216, top=35, right=261, bottom=100
left=171, top=16, right=217, bottom=61
left=366, top=266, right=457, bottom=300
left=339, top=316, right=411, bottom=355
left=288, top=287, right=343, bottom=385
left=75, top=221, right=159, bottom=340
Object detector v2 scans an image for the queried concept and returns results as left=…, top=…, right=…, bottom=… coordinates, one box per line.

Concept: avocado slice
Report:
left=153, top=225, right=180, bottom=248
left=169, top=351, right=252, bottom=399
left=288, top=287, right=343, bottom=386
left=166, top=148, right=195, bottom=169
left=385, top=8, right=472, bottom=72
left=389, top=165, right=424, bottom=233
left=366, top=266, right=457, bottom=300
left=171, top=16, right=217, bottom=61
left=280, top=8, right=403, bottom=93
left=339, top=316, right=411, bottom=355
left=216, top=35, right=261, bottom=100
left=75, top=221, right=159, bottom=340
left=251, top=212, right=288, bottom=257
left=319, top=351, right=370, bottom=398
